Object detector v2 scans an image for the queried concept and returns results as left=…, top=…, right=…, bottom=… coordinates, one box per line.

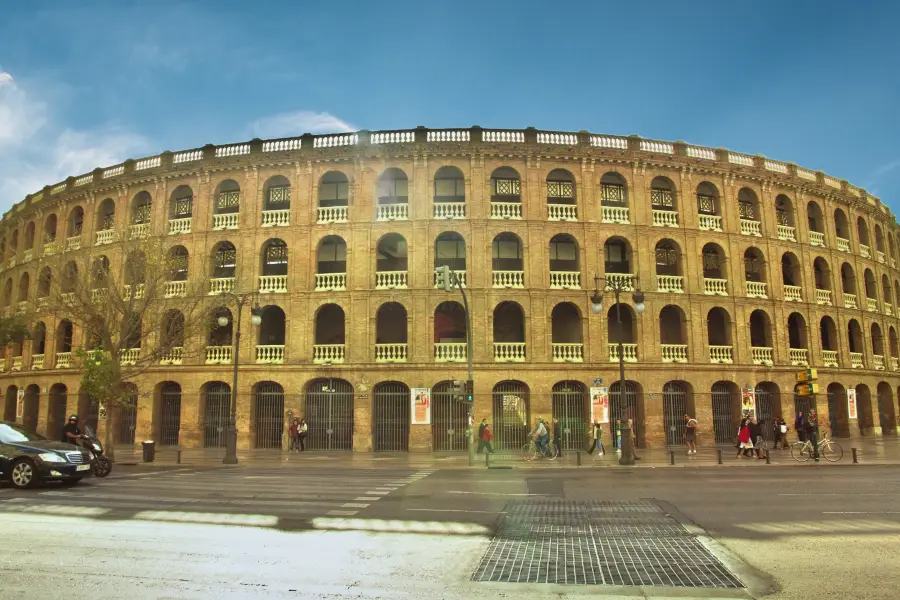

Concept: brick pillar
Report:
left=354, top=390, right=372, bottom=452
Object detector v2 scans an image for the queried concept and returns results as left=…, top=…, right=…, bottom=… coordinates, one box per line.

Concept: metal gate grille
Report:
left=793, top=393, right=812, bottom=420
left=255, top=382, right=284, bottom=449
left=609, top=381, right=639, bottom=448
left=373, top=382, right=410, bottom=452
left=711, top=382, right=737, bottom=444
left=754, top=387, right=774, bottom=441
left=204, top=383, right=231, bottom=447
left=878, top=391, right=896, bottom=434
left=662, top=382, right=687, bottom=446
left=49, top=390, right=68, bottom=441
left=432, top=381, right=468, bottom=451
left=159, top=384, right=182, bottom=446
left=492, top=381, right=530, bottom=451
left=551, top=381, right=586, bottom=450
left=305, top=378, right=354, bottom=451
left=116, top=389, right=137, bottom=445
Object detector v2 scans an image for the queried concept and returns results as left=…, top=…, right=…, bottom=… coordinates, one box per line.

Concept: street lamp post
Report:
left=220, top=292, right=262, bottom=465
left=590, top=274, right=645, bottom=466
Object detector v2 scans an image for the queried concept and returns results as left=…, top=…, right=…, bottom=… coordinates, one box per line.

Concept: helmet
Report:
left=69, top=414, right=78, bottom=422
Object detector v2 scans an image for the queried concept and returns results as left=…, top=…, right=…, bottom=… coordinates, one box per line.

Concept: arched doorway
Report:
left=304, top=378, right=354, bottom=451
left=491, top=381, right=530, bottom=451
left=877, top=383, right=896, bottom=435
left=203, top=382, right=231, bottom=447
left=254, top=382, right=284, bottom=449
left=21, top=385, right=40, bottom=432
left=754, top=383, right=779, bottom=441
left=158, top=382, right=182, bottom=446
left=662, top=382, right=692, bottom=446
left=711, top=382, right=740, bottom=444
left=47, top=384, right=68, bottom=440
left=373, top=382, right=410, bottom=452
left=856, top=384, right=873, bottom=435
left=4, top=386, right=18, bottom=421
left=551, top=381, right=587, bottom=451
left=431, top=381, right=468, bottom=452
left=826, top=383, right=849, bottom=437
left=609, top=381, right=643, bottom=447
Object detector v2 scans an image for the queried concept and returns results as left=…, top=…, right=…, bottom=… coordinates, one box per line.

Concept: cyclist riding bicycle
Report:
left=531, top=418, right=549, bottom=455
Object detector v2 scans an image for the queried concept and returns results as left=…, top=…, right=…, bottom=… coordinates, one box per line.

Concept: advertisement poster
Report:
left=590, top=387, right=610, bottom=424
left=411, top=388, right=431, bottom=425
left=15, top=388, right=24, bottom=419
left=740, top=388, right=757, bottom=419
left=847, top=388, right=858, bottom=420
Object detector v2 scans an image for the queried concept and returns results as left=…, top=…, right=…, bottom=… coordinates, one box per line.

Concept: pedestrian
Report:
left=805, top=410, right=820, bottom=461
left=587, top=421, right=605, bottom=456
left=289, top=418, right=299, bottom=452
left=627, top=418, right=641, bottom=460
left=615, top=419, right=622, bottom=453
left=477, top=418, right=488, bottom=453
left=684, top=414, right=697, bottom=455
left=480, top=422, right=494, bottom=454
left=779, top=418, right=789, bottom=449
left=736, top=415, right=752, bottom=459
left=531, top=418, right=549, bottom=455
left=795, top=412, right=806, bottom=443
left=552, top=418, right=562, bottom=458
left=298, top=418, right=308, bottom=451
left=749, top=417, right=764, bottom=459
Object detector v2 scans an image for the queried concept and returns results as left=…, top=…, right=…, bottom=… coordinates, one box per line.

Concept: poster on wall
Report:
left=15, top=388, right=24, bottom=419
left=590, top=387, right=610, bottom=424
left=847, top=388, right=858, bottom=420
left=411, top=388, right=431, bottom=425
left=740, top=388, right=757, bottom=419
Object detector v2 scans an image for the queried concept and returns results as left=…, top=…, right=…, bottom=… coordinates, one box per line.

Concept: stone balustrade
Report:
left=661, top=344, right=688, bottom=363
left=168, top=217, right=192, bottom=235
left=259, top=275, right=288, bottom=293
left=822, top=350, right=839, bottom=367
left=32, top=354, right=45, bottom=370
left=66, top=235, right=82, bottom=251
left=553, top=343, right=584, bottom=362
left=608, top=343, right=638, bottom=363
left=704, top=278, right=728, bottom=296
left=850, top=352, right=864, bottom=368
left=874, top=354, right=885, bottom=371
left=261, top=209, right=290, bottom=227
left=11, top=356, right=22, bottom=372
left=809, top=231, right=826, bottom=247
left=434, top=270, right=465, bottom=288
left=744, top=281, right=766, bottom=298
left=16, top=301, right=27, bottom=314
left=318, top=206, right=348, bottom=223
left=494, top=342, right=526, bottom=363
left=657, top=275, right=684, bottom=293
left=160, top=347, right=183, bottom=365
left=492, top=270, right=524, bottom=288
left=836, top=237, right=850, bottom=252
left=698, top=214, right=722, bottom=231
left=877, top=250, right=886, bottom=264
left=777, top=225, right=796, bottom=241
left=816, top=289, right=833, bottom=305
left=789, top=348, right=809, bottom=366
left=312, top=344, right=344, bottom=364
left=257, top=345, right=286, bottom=364
left=860, top=244, right=871, bottom=259
left=843, top=293, right=858, bottom=309
left=375, top=271, right=408, bottom=289
left=740, top=219, right=762, bottom=237
left=652, top=209, right=679, bottom=227
left=605, top=273, right=635, bottom=291
left=129, top=223, right=150, bottom=239
left=435, top=342, right=467, bottom=363
left=205, top=346, right=232, bottom=364
left=123, top=283, right=146, bottom=300
left=55, top=351, right=72, bottom=369
left=549, top=271, right=581, bottom=289
left=208, top=277, right=235, bottom=295
left=708, top=345, right=733, bottom=364
left=213, top=213, right=239, bottom=230
left=434, top=202, right=466, bottom=220
left=547, top=204, right=577, bottom=221
left=164, top=281, right=185, bottom=298
left=751, top=347, right=774, bottom=366
left=119, top=348, right=140, bottom=365
left=886, top=304, right=893, bottom=316
left=375, top=343, right=408, bottom=363
left=315, top=273, right=346, bottom=291
left=37, top=296, right=49, bottom=310
left=867, top=297, right=878, bottom=312
left=601, top=206, right=629, bottom=224
left=376, top=204, right=408, bottom=221
left=783, top=285, right=802, bottom=302
left=490, top=202, right=522, bottom=219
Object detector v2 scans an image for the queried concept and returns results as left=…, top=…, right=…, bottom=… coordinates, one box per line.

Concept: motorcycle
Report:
left=80, top=427, right=112, bottom=478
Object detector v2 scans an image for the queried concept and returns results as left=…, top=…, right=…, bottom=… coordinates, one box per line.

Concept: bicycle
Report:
left=520, top=439, right=557, bottom=461
left=790, top=432, right=843, bottom=463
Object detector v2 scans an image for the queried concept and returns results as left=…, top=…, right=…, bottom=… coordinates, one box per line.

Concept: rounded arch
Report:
left=551, top=380, right=588, bottom=450
left=263, top=174, right=291, bottom=211
left=492, top=232, right=524, bottom=273
left=491, top=166, right=521, bottom=201
left=834, top=207, right=850, bottom=239
left=864, top=268, right=877, bottom=299
left=47, top=383, right=68, bottom=440
left=154, top=381, right=182, bottom=446
left=696, top=181, right=720, bottom=216
left=260, top=238, right=288, bottom=277
left=166, top=245, right=189, bottom=282
left=551, top=301, right=583, bottom=344
left=650, top=176, right=677, bottom=210
left=23, top=220, right=36, bottom=249
left=874, top=223, right=885, bottom=253
left=775, top=194, right=795, bottom=227
left=130, top=190, right=152, bottom=224
left=787, top=312, right=808, bottom=349
left=43, top=213, right=59, bottom=242
left=890, top=326, right=899, bottom=359
left=434, top=300, right=467, bottom=343
left=855, top=384, right=874, bottom=434
left=655, top=239, right=682, bottom=276
left=607, top=302, right=637, bottom=345
left=316, top=235, right=347, bottom=277
left=743, top=246, right=766, bottom=284
left=210, top=241, right=237, bottom=279
left=814, top=257, right=832, bottom=292
left=213, top=178, right=240, bottom=215
left=706, top=306, right=732, bottom=347
left=749, top=309, right=773, bottom=350
left=37, top=266, right=51, bottom=297
left=313, top=303, right=343, bottom=346
left=168, top=185, right=194, bottom=219
left=659, top=304, right=687, bottom=345
left=493, top=301, right=525, bottom=344
left=375, top=301, right=408, bottom=345
left=737, top=187, right=760, bottom=222
left=318, top=170, right=349, bottom=207
left=433, top=166, right=465, bottom=203
left=546, top=168, right=575, bottom=204
left=882, top=274, right=893, bottom=304
left=871, top=322, right=885, bottom=356
left=17, top=271, right=29, bottom=302
left=373, top=381, right=411, bottom=452
left=600, top=171, right=628, bottom=206
left=208, top=306, right=233, bottom=346
left=491, top=380, right=530, bottom=450
left=711, top=381, right=742, bottom=443
left=303, top=377, right=354, bottom=451
left=662, top=381, right=695, bottom=446
left=701, top=242, right=727, bottom=280
left=434, top=231, right=466, bottom=275
left=376, top=167, right=409, bottom=204
left=840, top=262, right=857, bottom=295
left=549, top=233, right=580, bottom=278
left=848, top=318, right=864, bottom=354
left=375, top=232, right=408, bottom=273
left=819, top=315, right=838, bottom=352
left=857, top=215, right=871, bottom=246
left=67, top=205, right=85, bottom=237
left=32, top=321, right=47, bottom=355
left=260, top=304, right=288, bottom=346
left=781, top=251, right=801, bottom=286
left=603, top=236, right=632, bottom=274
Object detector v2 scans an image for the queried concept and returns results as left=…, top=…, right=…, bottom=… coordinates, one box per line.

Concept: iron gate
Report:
left=826, top=390, right=841, bottom=435
left=711, top=382, right=737, bottom=444
left=754, top=387, right=774, bottom=442
left=117, top=389, right=137, bottom=445
left=22, top=389, right=40, bottom=433
left=204, top=383, right=231, bottom=447
left=49, top=388, right=68, bottom=441
left=373, top=382, right=410, bottom=452
left=492, top=381, right=530, bottom=451
left=431, top=381, right=468, bottom=451
left=793, top=392, right=812, bottom=421
left=609, top=381, right=639, bottom=448
left=305, top=378, right=354, bottom=451
left=662, top=382, right=687, bottom=446
left=878, top=391, right=896, bottom=434
left=551, top=381, right=586, bottom=450
left=255, top=382, right=284, bottom=449
left=159, top=383, right=182, bottom=446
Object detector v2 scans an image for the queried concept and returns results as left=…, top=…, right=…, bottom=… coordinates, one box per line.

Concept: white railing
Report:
left=704, top=278, right=728, bottom=296
left=427, top=129, right=470, bottom=142
left=877, top=250, right=886, bottom=264
left=23, top=249, right=33, bottom=263
left=874, top=355, right=885, bottom=371
left=686, top=146, right=716, bottom=160
left=205, top=346, right=232, bottom=364
left=61, top=292, right=76, bottom=305
left=123, top=283, right=146, bottom=300
left=208, top=277, right=235, bottom=295
left=11, top=356, right=22, bottom=372
left=886, top=304, right=893, bottom=316
left=893, top=258, right=897, bottom=268
left=797, top=167, right=817, bottom=181
left=494, top=342, right=526, bottom=363
left=159, top=347, right=183, bottom=365
left=375, top=271, right=408, bottom=289
left=850, top=352, right=864, bottom=369
left=371, top=131, right=415, bottom=144
left=729, top=152, right=754, bottom=166
left=129, top=223, right=150, bottom=239
left=434, top=202, right=466, bottom=220
left=601, top=205, right=630, bottom=224
left=661, top=344, right=688, bottom=363
left=315, top=273, right=346, bottom=291
left=777, top=225, right=796, bottom=241
left=434, top=270, right=466, bottom=288
left=549, top=271, right=581, bottom=289
left=608, top=343, right=638, bottom=363
left=709, top=346, right=734, bottom=364
left=698, top=214, right=722, bottom=231
left=435, top=342, right=467, bottom=363
left=836, top=237, right=850, bottom=252
left=860, top=244, right=871, bottom=259
left=215, top=143, right=250, bottom=157
left=483, top=131, right=524, bottom=143
left=893, top=357, right=899, bottom=371
left=640, top=140, right=674, bottom=154
left=605, top=273, right=635, bottom=291
left=740, top=219, right=762, bottom=236
left=823, top=175, right=842, bottom=188
left=74, top=174, right=93, bottom=187
left=590, top=135, right=627, bottom=149
left=119, top=348, right=140, bottom=365
left=816, top=289, right=833, bottom=305
left=657, top=275, right=684, bottom=293
left=375, top=343, right=408, bottom=363
left=492, top=270, right=525, bottom=288
left=843, top=293, right=858, bottom=309
left=548, top=203, right=577, bottom=221
left=553, top=343, right=585, bottom=362
left=168, top=217, right=192, bottom=235
left=537, top=132, right=578, bottom=145
left=490, top=202, right=522, bottom=219
left=652, top=209, right=679, bottom=227
left=314, top=133, right=358, bottom=148
left=318, top=205, right=349, bottom=223
left=259, top=275, right=288, bottom=293
left=66, top=235, right=82, bottom=251
left=784, top=285, right=802, bottom=302
left=55, top=352, right=73, bottom=369
left=16, top=301, right=27, bottom=314
left=745, top=281, right=766, bottom=298
left=213, top=213, right=239, bottom=230
left=173, top=149, right=203, bottom=164
left=263, top=138, right=302, bottom=152
left=789, top=348, right=809, bottom=366
left=866, top=297, right=878, bottom=312
left=822, top=350, right=839, bottom=367
left=135, top=156, right=161, bottom=170
left=809, top=231, right=826, bottom=247
left=103, top=165, right=124, bottom=178
left=257, top=345, right=286, bottom=364
left=50, top=182, right=65, bottom=194
left=765, top=159, right=788, bottom=173
left=376, top=204, right=409, bottom=221
left=312, top=343, right=345, bottom=364
left=165, top=281, right=186, bottom=298
left=261, top=209, right=290, bottom=227
left=38, top=296, right=49, bottom=310
left=32, top=354, right=45, bottom=370
left=90, top=289, right=107, bottom=304
left=751, top=347, right=774, bottom=366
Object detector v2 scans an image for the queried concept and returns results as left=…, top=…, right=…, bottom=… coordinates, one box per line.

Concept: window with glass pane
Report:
left=378, top=178, right=408, bottom=202
left=656, top=244, right=678, bottom=275
left=739, top=201, right=757, bottom=220
left=605, top=241, right=630, bottom=273
left=697, top=194, right=716, bottom=215
left=319, top=182, right=349, bottom=207
left=434, top=178, right=464, bottom=200
left=492, top=239, right=523, bottom=270
left=703, top=250, right=722, bottom=277
left=173, top=196, right=193, bottom=217
left=601, top=184, right=625, bottom=206
left=318, top=242, right=347, bottom=273
left=651, top=188, right=674, bottom=209
left=745, top=255, right=762, bottom=282
left=549, top=240, right=578, bottom=271
left=264, top=242, right=288, bottom=275
left=436, top=239, right=466, bottom=270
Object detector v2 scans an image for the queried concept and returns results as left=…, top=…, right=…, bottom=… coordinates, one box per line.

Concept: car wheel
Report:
left=10, top=458, right=38, bottom=489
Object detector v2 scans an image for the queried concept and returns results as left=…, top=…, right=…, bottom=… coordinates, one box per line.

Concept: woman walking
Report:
left=298, top=418, right=308, bottom=451
left=587, top=421, right=605, bottom=456
left=736, top=415, right=753, bottom=459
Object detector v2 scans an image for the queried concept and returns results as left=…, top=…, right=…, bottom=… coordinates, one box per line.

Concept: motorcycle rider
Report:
left=61, top=414, right=83, bottom=445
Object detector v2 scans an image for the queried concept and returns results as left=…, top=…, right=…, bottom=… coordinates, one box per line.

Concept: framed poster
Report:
left=411, top=388, right=431, bottom=425
left=16, top=388, right=24, bottom=419
left=847, top=388, right=858, bottom=420
left=590, top=387, right=610, bottom=424
left=740, top=388, right=757, bottom=419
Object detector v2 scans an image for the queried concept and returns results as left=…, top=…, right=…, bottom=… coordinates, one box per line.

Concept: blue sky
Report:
left=1, top=1, right=898, bottom=212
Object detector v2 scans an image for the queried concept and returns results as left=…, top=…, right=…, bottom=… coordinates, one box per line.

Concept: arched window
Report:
left=738, top=187, right=761, bottom=235
left=213, top=179, right=240, bottom=230
left=546, top=169, right=576, bottom=221
left=375, top=302, right=408, bottom=362
left=549, top=234, right=580, bottom=288
left=315, top=235, right=347, bottom=291
left=493, top=301, right=526, bottom=362
left=600, top=172, right=629, bottom=224
left=433, top=166, right=465, bottom=219
left=492, top=233, right=524, bottom=288
left=696, top=182, right=721, bottom=231
left=168, top=185, right=193, bottom=234
left=434, top=232, right=466, bottom=286
left=552, top=302, right=584, bottom=362
left=313, top=304, right=344, bottom=364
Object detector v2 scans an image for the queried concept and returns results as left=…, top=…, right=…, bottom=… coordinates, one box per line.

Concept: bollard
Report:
left=852, top=447, right=858, bottom=464
left=765, top=449, right=770, bottom=464
left=485, top=451, right=490, bottom=468
left=716, top=449, right=723, bottom=465
left=176, top=448, right=182, bottom=464
left=669, top=450, right=675, bottom=465
left=576, top=451, right=582, bottom=467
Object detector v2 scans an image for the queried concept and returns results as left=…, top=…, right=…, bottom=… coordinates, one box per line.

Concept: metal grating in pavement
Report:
left=472, top=499, right=744, bottom=588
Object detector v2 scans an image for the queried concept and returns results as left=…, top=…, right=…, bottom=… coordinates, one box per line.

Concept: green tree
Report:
left=0, top=314, right=30, bottom=346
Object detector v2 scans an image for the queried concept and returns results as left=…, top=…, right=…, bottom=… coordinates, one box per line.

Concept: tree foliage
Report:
left=0, top=314, right=31, bottom=347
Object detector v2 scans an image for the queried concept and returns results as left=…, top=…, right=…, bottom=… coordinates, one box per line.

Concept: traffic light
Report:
left=795, top=368, right=818, bottom=396
left=435, top=265, right=453, bottom=292
left=796, top=369, right=818, bottom=383
left=796, top=383, right=820, bottom=396
left=466, top=379, right=474, bottom=403
left=450, top=380, right=466, bottom=402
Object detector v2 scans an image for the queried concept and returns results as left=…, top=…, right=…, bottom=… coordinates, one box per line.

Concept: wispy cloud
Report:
left=872, top=158, right=900, bottom=178
left=249, top=110, right=357, bottom=139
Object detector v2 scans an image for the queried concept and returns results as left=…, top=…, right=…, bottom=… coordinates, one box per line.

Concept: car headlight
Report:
left=38, top=453, right=66, bottom=463
left=91, top=443, right=101, bottom=452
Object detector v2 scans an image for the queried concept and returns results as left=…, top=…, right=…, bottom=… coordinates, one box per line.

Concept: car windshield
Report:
left=0, top=423, right=48, bottom=444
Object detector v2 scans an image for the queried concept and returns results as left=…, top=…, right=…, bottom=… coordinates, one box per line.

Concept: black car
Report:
left=0, top=421, right=94, bottom=489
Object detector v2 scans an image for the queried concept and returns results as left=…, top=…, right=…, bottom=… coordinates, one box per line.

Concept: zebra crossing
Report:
left=0, top=467, right=437, bottom=525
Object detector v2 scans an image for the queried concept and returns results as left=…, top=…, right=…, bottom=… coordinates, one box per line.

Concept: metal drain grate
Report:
left=472, top=499, right=744, bottom=588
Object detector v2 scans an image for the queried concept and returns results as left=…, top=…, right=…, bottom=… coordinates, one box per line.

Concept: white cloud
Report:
left=0, top=72, right=48, bottom=147
left=249, top=110, right=356, bottom=138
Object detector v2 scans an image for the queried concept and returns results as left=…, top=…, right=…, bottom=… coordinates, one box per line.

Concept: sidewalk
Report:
left=112, top=435, right=900, bottom=470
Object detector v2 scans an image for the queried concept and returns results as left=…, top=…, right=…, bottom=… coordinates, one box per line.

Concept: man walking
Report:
left=477, top=418, right=489, bottom=454
left=552, top=418, right=563, bottom=458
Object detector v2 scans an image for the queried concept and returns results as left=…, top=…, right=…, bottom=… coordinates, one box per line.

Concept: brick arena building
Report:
left=1, top=126, right=898, bottom=452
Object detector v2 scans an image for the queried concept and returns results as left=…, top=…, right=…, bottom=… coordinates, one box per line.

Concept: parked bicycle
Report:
left=790, top=432, right=843, bottom=462
left=520, top=439, right=558, bottom=461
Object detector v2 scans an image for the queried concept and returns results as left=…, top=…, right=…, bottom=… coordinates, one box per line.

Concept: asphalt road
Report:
left=1, top=464, right=898, bottom=599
